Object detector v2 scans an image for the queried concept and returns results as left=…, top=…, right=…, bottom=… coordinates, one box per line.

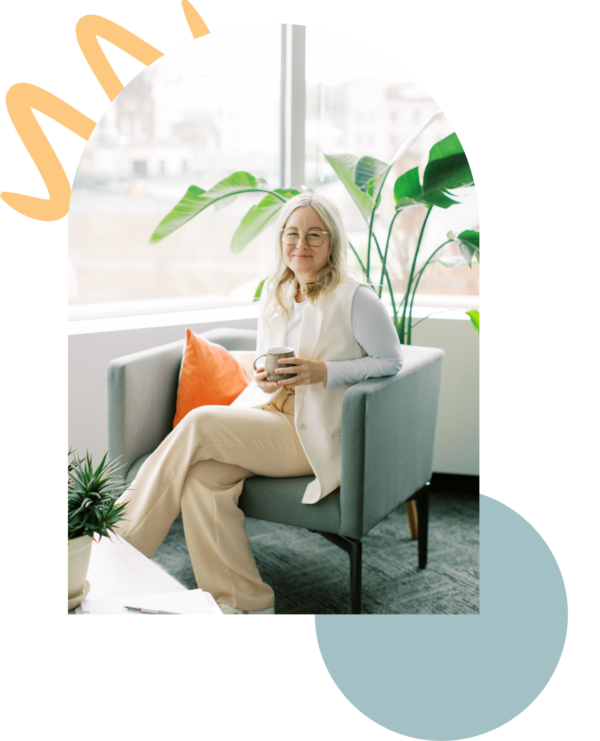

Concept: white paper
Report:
left=79, top=588, right=223, bottom=615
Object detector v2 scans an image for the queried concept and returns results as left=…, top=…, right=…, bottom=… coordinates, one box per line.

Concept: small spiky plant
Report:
left=68, top=449, right=129, bottom=541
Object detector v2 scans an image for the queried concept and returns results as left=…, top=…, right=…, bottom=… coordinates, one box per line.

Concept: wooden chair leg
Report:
left=406, top=500, right=418, bottom=540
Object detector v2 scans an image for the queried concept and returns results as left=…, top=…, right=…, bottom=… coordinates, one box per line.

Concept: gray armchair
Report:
left=108, top=327, right=444, bottom=614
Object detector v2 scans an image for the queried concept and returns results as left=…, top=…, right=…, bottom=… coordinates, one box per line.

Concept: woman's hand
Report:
left=275, top=357, right=328, bottom=387
left=254, top=367, right=281, bottom=394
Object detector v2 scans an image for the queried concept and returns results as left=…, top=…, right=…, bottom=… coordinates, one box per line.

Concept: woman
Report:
left=115, top=193, right=403, bottom=614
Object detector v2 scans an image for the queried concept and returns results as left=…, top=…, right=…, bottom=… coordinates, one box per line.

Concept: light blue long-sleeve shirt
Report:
left=255, top=284, right=403, bottom=388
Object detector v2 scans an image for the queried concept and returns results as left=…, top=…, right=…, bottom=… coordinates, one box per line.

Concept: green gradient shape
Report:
left=467, top=311, right=600, bottom=334
left=461, top=230, right=600, bottom=263
left=479, top=476, right=600, bottom=494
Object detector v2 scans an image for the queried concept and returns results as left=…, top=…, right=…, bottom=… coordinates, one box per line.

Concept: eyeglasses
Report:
left=280, top=228, right=329, bottom=247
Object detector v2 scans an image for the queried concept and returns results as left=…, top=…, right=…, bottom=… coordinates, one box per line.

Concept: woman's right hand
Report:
left=254, top=367, right=280, bottom=394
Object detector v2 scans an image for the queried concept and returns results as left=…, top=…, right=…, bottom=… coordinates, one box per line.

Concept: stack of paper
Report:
left=76, top=588, right=223, bottom=615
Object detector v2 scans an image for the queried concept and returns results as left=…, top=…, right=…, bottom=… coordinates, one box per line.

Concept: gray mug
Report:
left=253, top=346, right=296, bottom=382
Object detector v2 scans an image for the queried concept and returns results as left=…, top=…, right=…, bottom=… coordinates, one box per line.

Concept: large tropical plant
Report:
left=324, top=116, right=479, bottom=343
left=149, top=113, right=479, bottom=343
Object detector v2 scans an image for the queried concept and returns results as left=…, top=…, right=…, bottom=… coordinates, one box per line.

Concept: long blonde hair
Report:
left=266, top=193, right=354, bottom=319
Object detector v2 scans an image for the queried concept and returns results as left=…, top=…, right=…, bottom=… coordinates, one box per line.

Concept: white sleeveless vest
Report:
left=260, top=279, right=366, bottom=504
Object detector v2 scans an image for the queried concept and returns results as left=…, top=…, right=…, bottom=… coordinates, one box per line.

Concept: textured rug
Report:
left=152, top=477, right=479, bottom=614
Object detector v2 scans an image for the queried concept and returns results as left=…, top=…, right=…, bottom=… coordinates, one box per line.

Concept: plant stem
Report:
left=407, top=239, right=451, bottom=344
left=379, top=209, right=402, bottom=299
left=410, top=309, right=454, bottom=330
left=372, top=234, right=397, bottom=323
left=348, top=239, right=368, bottom=276
left=399, top=205, right=432, bottom=344
left=366, top=201, right=377, bottom=281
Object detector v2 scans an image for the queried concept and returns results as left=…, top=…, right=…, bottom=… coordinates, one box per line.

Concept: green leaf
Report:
left=466, top=309, right=480, bottom=333
left=423, top=132, right=474, bottom=193
left=149, top=172, right=262, bottom=244
left=364, top=109, right=443, bottom=201
left=393, top=167, right=458, bottom=210
left=427, top=131, right=465, bottom=162
left=94, top=451, right=109, bottom=477
left=231, top=188, right=299, bottom=254
left=393, top=167, right=423, bottom=208
left=254, top=278, right=266, bottom=302
left=448, top=229, right=480, bottom=266
left=323, top=152, right=376, bottom=221
left=354, top=156, right=388, bottom=193
left=214, top=177, right=268, bottom=212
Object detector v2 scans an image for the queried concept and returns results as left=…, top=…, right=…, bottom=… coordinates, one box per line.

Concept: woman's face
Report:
left=282, top=207, right=330, bottom=283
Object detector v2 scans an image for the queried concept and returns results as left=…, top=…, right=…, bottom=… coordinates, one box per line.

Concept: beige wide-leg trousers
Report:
left=114, top=388, right=312, bottom=611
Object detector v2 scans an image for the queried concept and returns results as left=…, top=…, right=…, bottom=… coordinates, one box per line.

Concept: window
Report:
left=305, top=23, right=600, bottom=305
left=69, top=23, right=478, bottom=321
left=69, top=24, right=281, bottom=320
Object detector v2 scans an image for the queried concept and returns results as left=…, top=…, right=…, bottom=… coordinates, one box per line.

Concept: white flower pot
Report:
left=68, top=534, right=93, bottom=604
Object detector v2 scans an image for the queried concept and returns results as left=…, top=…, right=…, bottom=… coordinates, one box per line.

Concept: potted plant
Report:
left=148, top=114, right=480, bottom=342
left=68, top=449, right=129, bottom=609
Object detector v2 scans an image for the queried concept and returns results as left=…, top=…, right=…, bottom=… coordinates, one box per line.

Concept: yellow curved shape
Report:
left=181, top=1, right=210, bottom=38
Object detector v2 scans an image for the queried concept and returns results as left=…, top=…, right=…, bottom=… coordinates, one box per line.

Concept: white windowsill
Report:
left=68, top=297, right=474, bottom=337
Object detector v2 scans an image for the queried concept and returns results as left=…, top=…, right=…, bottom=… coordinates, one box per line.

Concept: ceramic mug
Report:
left=253, top=346, right=296, bottom=382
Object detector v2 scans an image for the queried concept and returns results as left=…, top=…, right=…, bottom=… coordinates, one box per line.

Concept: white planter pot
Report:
left=68, top=534, right=93, bottom=602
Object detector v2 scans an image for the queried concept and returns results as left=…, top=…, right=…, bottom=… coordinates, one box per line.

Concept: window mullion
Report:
left=280, top=24, right=306, bottom=190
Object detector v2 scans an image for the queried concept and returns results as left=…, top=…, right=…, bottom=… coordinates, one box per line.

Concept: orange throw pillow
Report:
left=173, top=330, right=249, bottom=428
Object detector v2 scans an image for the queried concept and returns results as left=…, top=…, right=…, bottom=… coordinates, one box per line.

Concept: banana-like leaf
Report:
left=149, top=171, right=262, bottom=244
left=428, top=131, right=465, bottom=161
left=394, top=167, right=458, bottom=209
left=466, top=309, right=480, bottom=333
left=448, top=229, right=480, bottom=266
left=215, top=176, right=268, bottom=212
left=231, top=188, right=299, bottom=254
left=423, top=132, right=473, bottom=193
left=254, top=277, right=267, bottom=302
left=324, top=152, right=376, bottom=221
left=366, top=109, right=444, bottom=199
left=354, top=156, right=388, bottom=193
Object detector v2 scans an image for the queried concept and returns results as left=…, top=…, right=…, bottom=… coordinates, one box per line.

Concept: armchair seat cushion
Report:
left=126, top=455, right=342, bottom=536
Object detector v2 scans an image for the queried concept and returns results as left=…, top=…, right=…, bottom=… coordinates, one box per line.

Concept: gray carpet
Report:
left=151, top=476, right=479, bottom=614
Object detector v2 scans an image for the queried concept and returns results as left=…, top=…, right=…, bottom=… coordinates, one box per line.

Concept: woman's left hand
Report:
left=275, top=357, right=327, bottom=387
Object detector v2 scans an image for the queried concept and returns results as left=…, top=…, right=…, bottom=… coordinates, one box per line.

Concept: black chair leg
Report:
left=350, top=539, right=362, bottom=614
left=310, top=531, right=363, bottom=614
left=417, top=484, right=430, bottom=569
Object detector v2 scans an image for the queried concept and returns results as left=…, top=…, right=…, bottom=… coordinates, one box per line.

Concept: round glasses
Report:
left=280, top=228, right=328, bottom=247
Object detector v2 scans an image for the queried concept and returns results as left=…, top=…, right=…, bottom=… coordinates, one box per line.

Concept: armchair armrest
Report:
left=339, top=345, right=444, bottom=539
left=107, top=328, right=259, bottom=479
left=108, top=340, right=184, bottom=478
